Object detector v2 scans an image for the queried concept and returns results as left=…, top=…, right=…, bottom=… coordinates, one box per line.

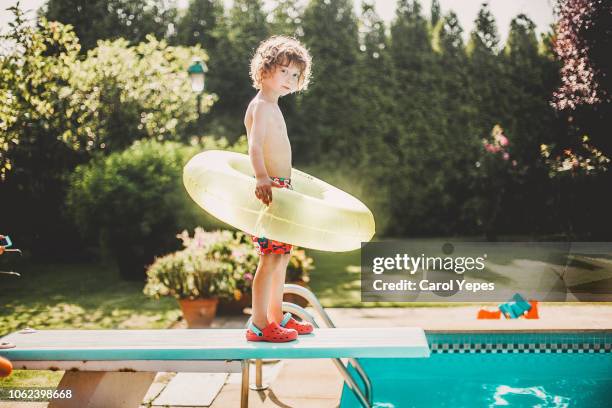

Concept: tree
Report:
left=42, top=0, right=177, bottom=52
left=503, top=14, right=557, bottom=164
left=495, top=14, right=561, bottom=235
left=466, top=2, right=508, bottom=138
left=206, top=0, right=269, bottom=139
left=0, top=7, right=83, bottom=257
left=0, top=8, right=80, bottom=182
left=0, top=6, right=209, bottom=257
left=296, top=0, right=360, bottom=163
left=68, top=36, right=210, bottom=152
left=546, top=0, right=612, bottom=239
left=552, top=0, right=611, bottom=110
left=430, top=0, right=441, bottom=26
left=431, top=11, right=482, bottom=233
left=173, top=0, right=224, bottom=51
left=389, top=0, right=453, bottom=235
left=552, top=0, right=612, bottom=156
left=349, top=1, right=399, bottom=232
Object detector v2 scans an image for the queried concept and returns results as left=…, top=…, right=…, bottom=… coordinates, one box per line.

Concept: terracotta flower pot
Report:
left=177, top=298, right=219, bottom=328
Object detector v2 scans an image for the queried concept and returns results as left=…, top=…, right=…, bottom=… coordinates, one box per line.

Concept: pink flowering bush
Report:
left=481, top=125, right=513, bottom=162
left=473, top=125, right=527, bottom=239
left=540, top=135, right=610, bottom=178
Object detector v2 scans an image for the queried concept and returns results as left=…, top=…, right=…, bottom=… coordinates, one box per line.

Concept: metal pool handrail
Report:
left=281, top=283, right=373, bottom=408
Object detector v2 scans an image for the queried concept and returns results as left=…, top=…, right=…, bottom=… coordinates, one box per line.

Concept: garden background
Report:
left=1, top=0, right=611, bottom=335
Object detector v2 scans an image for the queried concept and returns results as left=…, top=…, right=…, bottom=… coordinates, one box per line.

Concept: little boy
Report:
left=244, top=36, right=313, bottom=342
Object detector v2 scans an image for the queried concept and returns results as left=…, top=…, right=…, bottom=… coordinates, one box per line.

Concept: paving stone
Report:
left=152, top=373, right=227, bottom=407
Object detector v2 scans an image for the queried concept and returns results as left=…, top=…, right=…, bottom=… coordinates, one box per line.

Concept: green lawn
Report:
left=1, top=261, right=182, bottom=388
left=1, top=262, right=181, bottom=337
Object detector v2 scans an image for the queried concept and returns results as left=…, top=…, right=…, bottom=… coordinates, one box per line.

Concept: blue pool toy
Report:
left=499, top=293, right=532, bottom=319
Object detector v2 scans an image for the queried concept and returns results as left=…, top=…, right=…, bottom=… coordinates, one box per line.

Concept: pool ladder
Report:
left=249, top=283, right=374, bottom=408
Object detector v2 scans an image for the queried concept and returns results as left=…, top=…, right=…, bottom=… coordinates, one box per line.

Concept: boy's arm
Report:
left=248, top=103, right=281, bottom=205
left=248, top=102, right=270, bottom=181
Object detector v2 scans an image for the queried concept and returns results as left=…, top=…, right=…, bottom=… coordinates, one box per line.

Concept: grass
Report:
left=0, top=260, right=182, bottom=389
left=1, top=261, right=181, bottom=337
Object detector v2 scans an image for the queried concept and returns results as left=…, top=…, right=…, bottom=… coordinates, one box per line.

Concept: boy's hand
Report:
left=255, top=176, right=283, bottom=205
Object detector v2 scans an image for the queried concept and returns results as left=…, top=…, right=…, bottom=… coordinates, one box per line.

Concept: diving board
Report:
left=0, top=327, right=429, bottom=407
left=0, top=327, right=429, bottom=361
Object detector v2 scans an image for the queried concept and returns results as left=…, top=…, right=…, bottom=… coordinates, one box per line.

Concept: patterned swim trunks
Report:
left=251, top=176, right=293, bottom=256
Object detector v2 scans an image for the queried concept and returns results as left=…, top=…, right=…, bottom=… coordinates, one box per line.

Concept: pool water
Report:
left=340, top=332, right=612, bottom=408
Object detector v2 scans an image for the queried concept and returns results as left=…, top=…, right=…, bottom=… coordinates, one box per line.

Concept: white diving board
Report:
left=0, top=327, right=429, bottom=361
left=0, top=327, right=429, bottom=407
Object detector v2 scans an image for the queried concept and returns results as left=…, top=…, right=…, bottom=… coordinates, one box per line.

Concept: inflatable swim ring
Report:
left=183, top=150, right=375, bottom=252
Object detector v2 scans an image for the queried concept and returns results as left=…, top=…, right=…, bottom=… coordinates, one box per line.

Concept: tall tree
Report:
left=430, top=0, right=441, bottom=26
left=552, top=0, right=612, bottom=155
left=431, top=11, right=482, bottom=233
left=389, top=0, right=450, bottom=234
left=466, top=2, right=508, bottom=137
left=207, top=0, right=269, bottom=138
left=42, top=0, right=177, bottom=52
left=499, top=14, right=560, bottom=234
left=350, top=0, right=399, bottom=232
left=503, top=14, right=556, bottom=163
left=548, top=0, right=612, bottom=239
left=173, top=0, right=224, bottom=50
left=296, top=0, right=360, bottom=163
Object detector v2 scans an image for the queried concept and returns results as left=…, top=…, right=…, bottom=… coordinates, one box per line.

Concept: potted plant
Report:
left=150, top=227, right=316, bottom=317
left=173, top=228, right=258, bottom=314
left=143, top=245, right=237, bottom=328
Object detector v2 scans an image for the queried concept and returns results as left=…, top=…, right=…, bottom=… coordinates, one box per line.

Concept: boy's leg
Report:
left=251, top=254, right=282, bottom=329
left=267, top=253, right=292, bottom=324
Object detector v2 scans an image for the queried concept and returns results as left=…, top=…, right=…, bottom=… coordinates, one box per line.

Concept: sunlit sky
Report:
left=1, top=0, right=556, bottom=42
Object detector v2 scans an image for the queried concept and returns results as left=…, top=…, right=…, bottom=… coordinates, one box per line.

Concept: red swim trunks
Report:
left=251, top=177, right=293, bottom=256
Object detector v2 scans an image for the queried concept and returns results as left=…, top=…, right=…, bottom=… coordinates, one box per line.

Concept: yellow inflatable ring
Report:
left=183, top=150, right=375, bottom=252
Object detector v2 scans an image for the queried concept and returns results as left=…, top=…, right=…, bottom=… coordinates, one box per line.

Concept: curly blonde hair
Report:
left=250, top=36, right=312, bottom=91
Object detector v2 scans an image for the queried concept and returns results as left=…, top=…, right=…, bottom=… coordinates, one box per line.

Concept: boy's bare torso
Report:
left=244, top=97, right=292, bottom=179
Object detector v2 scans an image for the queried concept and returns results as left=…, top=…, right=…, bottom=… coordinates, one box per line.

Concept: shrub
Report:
left=67, top=139, right=229, bottom=280
left=143, top=249, right=236, bottom=300
left=176, top=228, right=258, bottom=300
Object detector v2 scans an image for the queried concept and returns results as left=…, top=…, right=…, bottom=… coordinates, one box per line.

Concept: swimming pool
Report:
left=340, top=332, right=612, bottom=407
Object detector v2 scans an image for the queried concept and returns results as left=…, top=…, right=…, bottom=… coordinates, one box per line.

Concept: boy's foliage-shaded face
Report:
left=263, top=63, right=302, bottom=96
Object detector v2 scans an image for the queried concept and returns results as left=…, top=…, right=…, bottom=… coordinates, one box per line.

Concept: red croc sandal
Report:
left=280, top=312, right=314, bottom=335
left=246, top=321, right=297, bottom=342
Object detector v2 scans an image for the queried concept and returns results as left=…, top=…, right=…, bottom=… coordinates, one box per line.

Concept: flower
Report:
left=502, top=152, right=510, bottom=161
left=498, top=134, right=509, bottom=146
left=484, top=143, right=499, bottom=153
left=234, top=289, right=242, bottom=301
